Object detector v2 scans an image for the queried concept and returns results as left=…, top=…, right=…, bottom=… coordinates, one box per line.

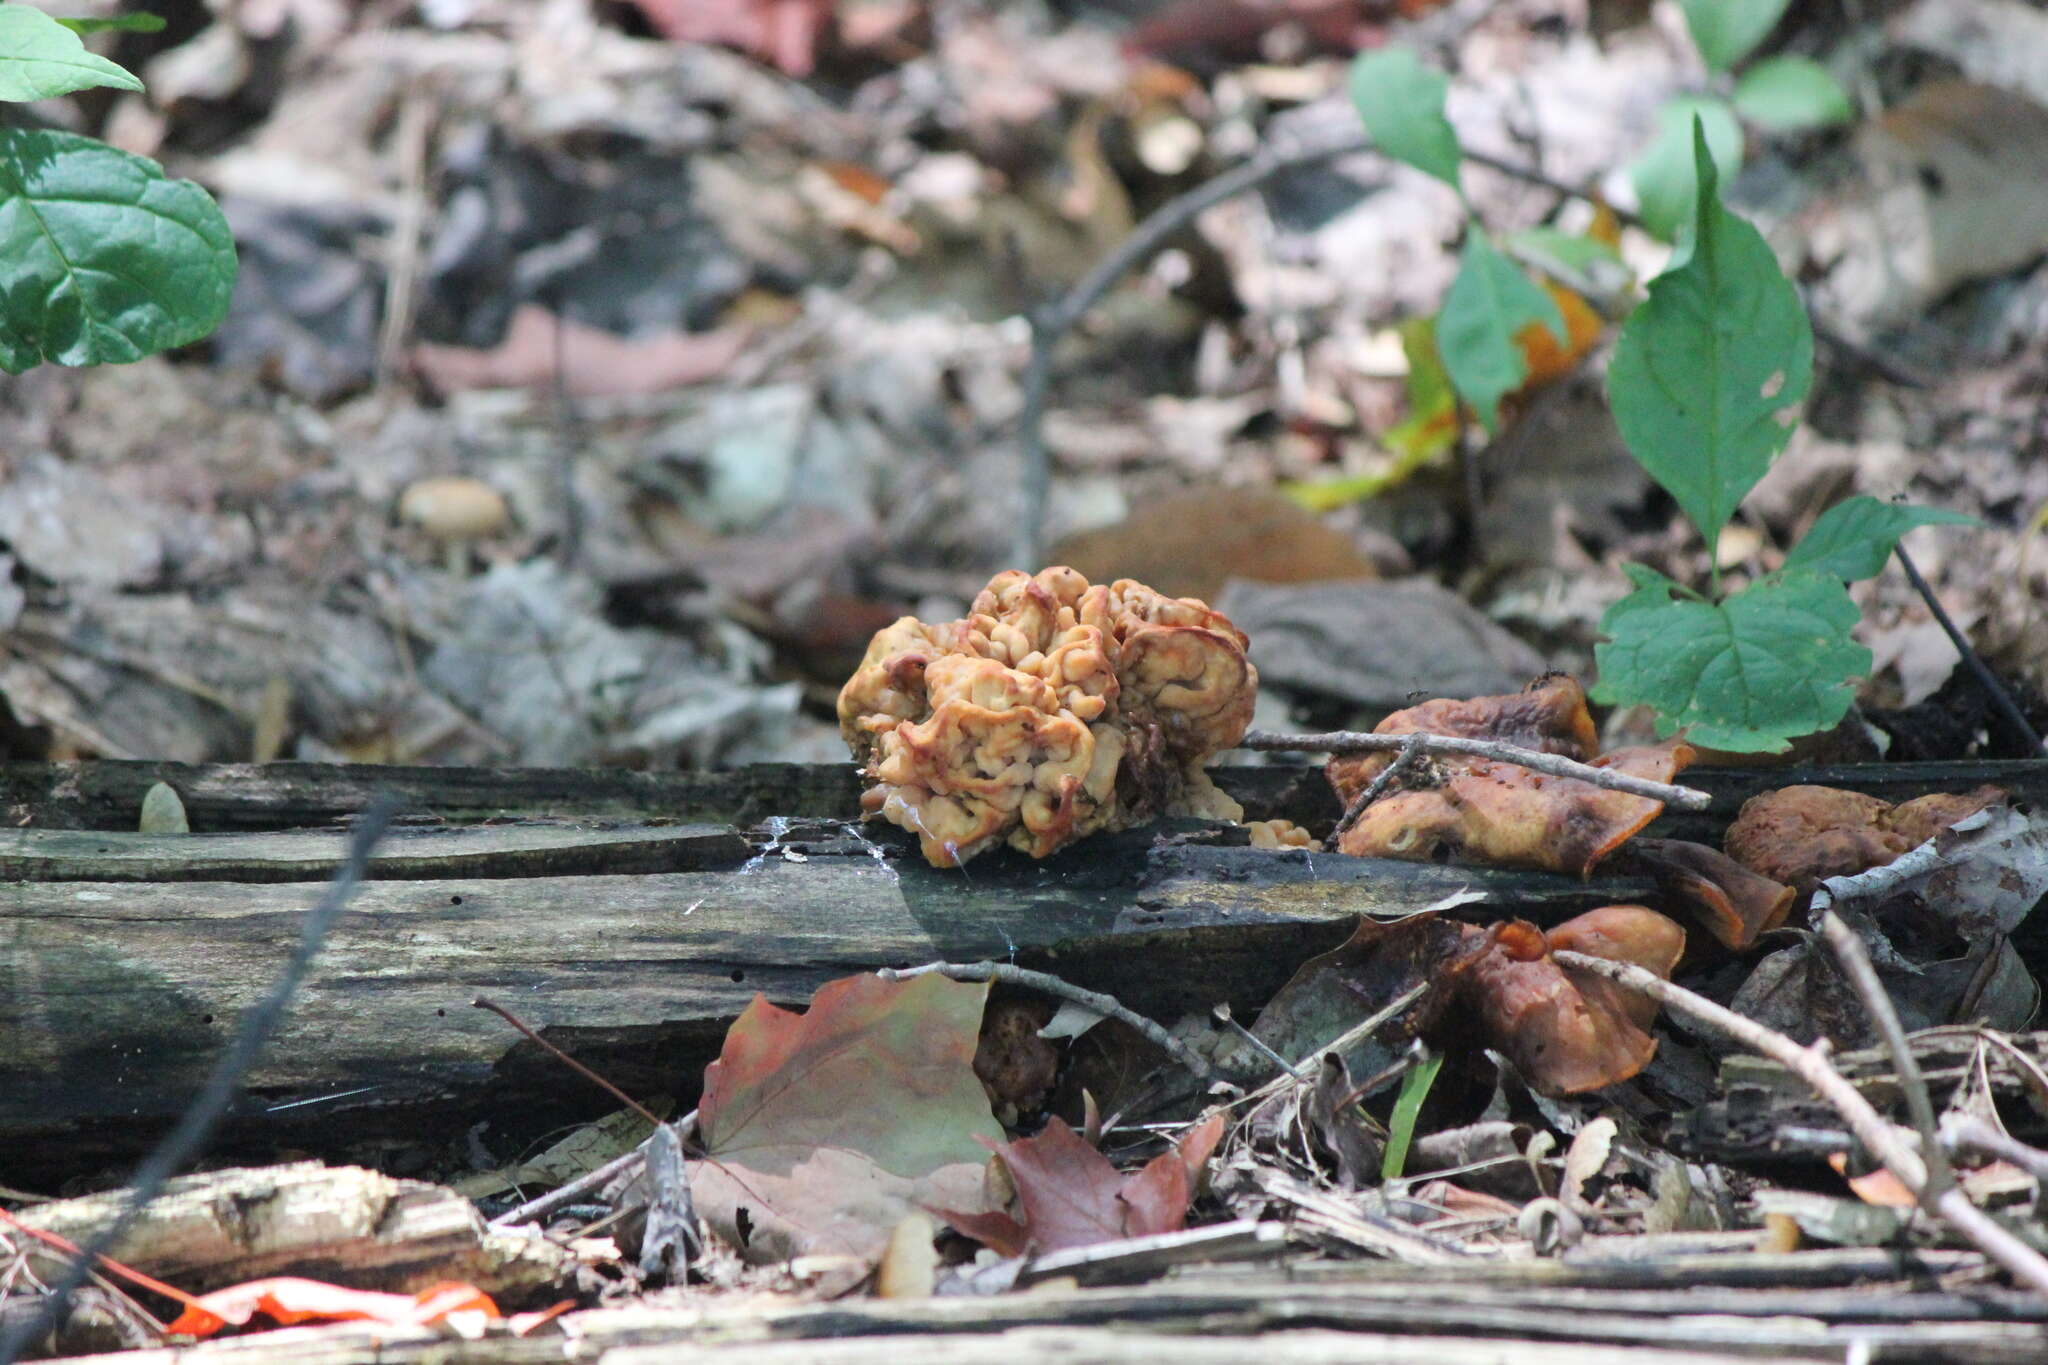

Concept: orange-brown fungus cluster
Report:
left=1725, top=783, right=2005, bottom=898
left=1464, top=905, right=1686, bottom=1094
left=838, top=567, right=1257, bottom=867
left=1327, top=675, right=1694, bottom=877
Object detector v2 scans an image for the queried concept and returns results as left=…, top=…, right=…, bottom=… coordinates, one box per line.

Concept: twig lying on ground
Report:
left=879, top=960, right=1223, bottom=1085
left=1942, top=1113, right=2048, bottom=1184
left=0, top=797, right=397, bottom=1365
left=1554, top=949, right=2048, bottom=1296
left=1238, top=728, right=1713, bottom=811
left=1893, top=544, right=2044, bottom=754
left=488, top=1113, right=698, bottom=1231
left=1333, top=731, right=1430, bottom=838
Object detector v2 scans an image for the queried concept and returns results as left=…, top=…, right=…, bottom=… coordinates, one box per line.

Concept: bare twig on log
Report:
left=880, top=960, right=1224, bottom=1085
left=1554, top=949, right=2048, bottom=1296
left=488, top=1112, right=698, bottom=1231
left=1238, top=728, right=1712, bottom=811
left=0, top=796, right=397, bottom=1365
left=474, top=996, right=667, bottom=1128
left=1893, top=544, right=2044, bottom=754
left=1333, top=732, right=1429, bottom=838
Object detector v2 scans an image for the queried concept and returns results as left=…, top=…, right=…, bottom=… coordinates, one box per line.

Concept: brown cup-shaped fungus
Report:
left=1463, top=906, right=1686, bottom=1094
left=1725, top=784, right=2005, bottom=900
left=1330, top=677, right=1694, bottom=876
left=1627, top=838, right=1797, bottom=950
left=838, top=568, right=1258, bottom=867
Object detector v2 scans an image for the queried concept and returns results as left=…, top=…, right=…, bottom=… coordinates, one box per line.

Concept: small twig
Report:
left=473, top=997, right=666, bottom=1129
left=0, top=797, right=397, bottom=1365
left=1555, top=949, right=2048, bottom=1296
left=1333, top=731, right=1429, bottom=838
left=1239, top=728, right=1712, bottom=811
left=1238, top=982, right=1432, bottom=1109
left=878, top=960, right=1223, bottom=1085
left=1943, top=1113, right=2048, bottom=1185
left=1816, top=910, right=1957, bottom=1203
left=487, top=1112, right=698, bottom=1231
left=1893, top=544, right=2044, bottom=754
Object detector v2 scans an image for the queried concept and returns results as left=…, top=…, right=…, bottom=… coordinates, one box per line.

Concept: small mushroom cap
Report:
left=398, top=476, right=511, bottom=540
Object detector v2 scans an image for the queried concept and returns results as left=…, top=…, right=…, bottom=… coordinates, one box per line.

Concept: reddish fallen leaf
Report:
left=691, top=973, right=1004, bottom=1265
left=166, top=1278, right=498, bottom=1338
left=942, top=1111, right=1226, bottom=1255
left=627, top=0, right=835, bottom=76
left=410, top=306, right=747, bottom=397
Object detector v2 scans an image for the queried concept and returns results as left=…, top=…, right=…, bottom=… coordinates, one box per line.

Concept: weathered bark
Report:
left=0, top=817, right=1647, bottom=1181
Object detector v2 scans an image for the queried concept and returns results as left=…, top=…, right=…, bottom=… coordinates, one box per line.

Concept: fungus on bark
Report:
left=838, top=567, right=1257, bottom=866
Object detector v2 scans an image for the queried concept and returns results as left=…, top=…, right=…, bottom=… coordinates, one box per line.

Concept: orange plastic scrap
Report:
left=1330, top=677, right=1694, bottom=876
left=167, top=1277, right=500, bottom=1339
left=1463, top=906, right=1686, bottom=1095
left=838, top=567, right=1257, bottom=867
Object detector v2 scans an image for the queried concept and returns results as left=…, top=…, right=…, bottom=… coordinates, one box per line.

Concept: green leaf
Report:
left=1381, top=1049, right=1443, bottom=1182
left=1782, top=496, right=1978, bottom=582
left=1608, top=121, right=1811, bottom=564
left=1627, top=97, right=1742, bottom=241
left=1733, top=56, right=1854, bottom=131
left=1349, top=46, right=1462, bottom=189
left=55, top=12, right=168, bottom=34
left=1436, top=231, right=1566, bottom=432
left=0, top=129, right=237, bottom=371
left=1678, top=0, right=1791, bottom=71
left=1591, top=570, right=1869, bottom=752
left=0, top=3, right=141, bottom=99
left=1605, top=562, right=1692, bottom=621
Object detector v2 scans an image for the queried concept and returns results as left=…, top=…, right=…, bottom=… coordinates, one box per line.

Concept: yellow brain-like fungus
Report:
left=837, top=567, right=1258, bottom=867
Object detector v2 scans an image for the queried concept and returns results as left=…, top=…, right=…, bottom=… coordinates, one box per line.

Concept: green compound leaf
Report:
left=1349, top=46, right=1462, bottom=189
left=1436, top=230, right=1566, bottom=432
left=0, top=129, right=237, bottom=372
left=1732, top=55, right=1854, bottom=132
left=0, top=3, right=141, bottom=100
left=1627, top=96, right=1741, bottom=241
left=1678, top=0, right=1791, bottom=72
left=55, top=13, right=168, bottom=34
left=1782, top=495, right=1978, bottom=583
left=1591, top=570, right=1869, bottom=753
left=1609, top=121, right=1811, bottom=564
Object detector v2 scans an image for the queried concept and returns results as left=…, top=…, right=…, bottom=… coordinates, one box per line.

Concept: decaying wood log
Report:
left=4, top=757, right=2044, bottom=834
left=0, top=816, right=1649, bottom=1181
left=14, top=1162, right=573, bottom=1299
left=41, top=1254, right=2047, bottom=1365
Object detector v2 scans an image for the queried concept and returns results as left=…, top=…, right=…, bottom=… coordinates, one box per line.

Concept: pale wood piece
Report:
left=14, top=1162, right=574, bottom=1297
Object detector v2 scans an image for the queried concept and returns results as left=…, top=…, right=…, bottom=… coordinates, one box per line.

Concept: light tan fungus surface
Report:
left=1724, top=783, right=2006, bottom=898
left=838, top=568, right=1257, bottom=866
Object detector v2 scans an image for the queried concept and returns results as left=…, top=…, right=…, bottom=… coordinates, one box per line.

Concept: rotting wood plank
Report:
left=0, top=821, right=1649, bottom=1175
left=5, top=756, right=2042, bottom=833
left=0, top=820, right=747, bottom=882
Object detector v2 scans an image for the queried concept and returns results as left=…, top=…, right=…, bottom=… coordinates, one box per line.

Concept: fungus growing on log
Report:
left=838, top=567, right=1257, bottom=867
left=1724, top=783, right=2006, bottom=899
left=1327, top=676, right=1694, bottom=876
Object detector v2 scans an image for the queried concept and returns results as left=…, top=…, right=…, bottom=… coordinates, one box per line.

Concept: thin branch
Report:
left=1816, top=910, right=1957, bottom=1202
left=1238, top=727, right=1712, bottom=811
left=1943, top=1113, right=2048, bottom=1185
left=1333, top=731, right=1429, bottom=838
left=1894, top=544, right=2044, bottom=754
left=1555, top=949, right=2048, bottom=1296
left=0, top=797, right=398, bottom=1365
left=878, top=960, right=1224, bottom=1085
